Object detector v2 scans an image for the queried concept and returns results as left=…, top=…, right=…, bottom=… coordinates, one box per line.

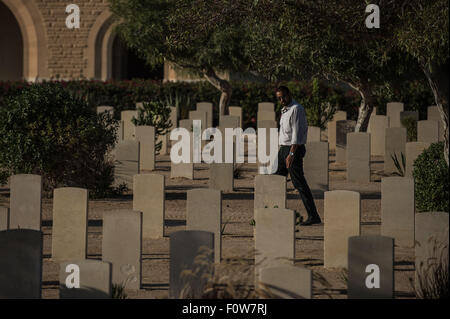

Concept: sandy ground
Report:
left=0, top=148, right=416, bottom=299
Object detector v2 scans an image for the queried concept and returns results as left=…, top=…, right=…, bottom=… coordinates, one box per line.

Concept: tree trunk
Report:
left=421, top=59, right=449, bottom=165
left=347, top=82, right=375, bottom=132
left=203, top=67, right=232, bottom=116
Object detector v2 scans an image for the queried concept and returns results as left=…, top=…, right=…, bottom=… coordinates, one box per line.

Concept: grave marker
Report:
left=348, top=235, right=394, bottom=299
left=368, top=115, right=389, bottom=156
left=417, top=120, right=439, bottom=144
left=133, top=174, right=165, bottom=239
left=254, top=175, right=286, bottom=211
left=259, top=265, right=312, bottom=299
left=405, top=142, right=429, bottom=178
left=0, top=206, right=8, bottom=231
left=229, top=106, right=242, bottom=127
left=10, top=174, right=42, bottom=231
left=121, top=110, right=138, bottom=140
left=347, top=133, right=370, bottom=183
left=384, top=127, right=406, bottom=174
left=415, top=212, right=449, bottom=293
left=169, top=230, right=214, bottom=299
left=59, top=260, right=112, bottom=299
left=102, top=210, right=142, bottom=290
left=324, top=190, right=360, bottom=268
left=304, top=142, right=329, bottom=193
left=255, top=208, right=295, bottom=281
left=386, top=102, right=404, bottom=128
left=307, top=126, right=321, bottom=143
left=186, top=189, right=222, bottom=263
left=113, top=140, right=140, bottom=188
left=52, top=187, right=88, bottom=262
left=135, top=126, right=155, bottom=171
left=0, top=229, right=43, bottom=298
left=258, top=102, right=274, bottom=113
left=381, top=177, right=415, bottom=247
left=335, top=120, right=356, bottom=163
left=196, top=102, right=213, bottom=129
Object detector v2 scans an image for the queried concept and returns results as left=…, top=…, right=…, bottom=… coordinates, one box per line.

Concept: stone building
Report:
left=0, top=0, right=183, bottom=82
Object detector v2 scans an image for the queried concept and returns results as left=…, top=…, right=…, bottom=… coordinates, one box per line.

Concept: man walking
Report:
left=274, top=86, right=322, bottom=226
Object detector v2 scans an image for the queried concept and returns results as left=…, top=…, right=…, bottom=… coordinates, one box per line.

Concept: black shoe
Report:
left=300, top=216, right=322, bottom=226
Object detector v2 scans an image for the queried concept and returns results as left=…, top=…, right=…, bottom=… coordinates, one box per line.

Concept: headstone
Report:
left=348, top=236, right=394, bottom=299
left=97, top=106, right=114, bottom=116
left=417, top=120, right=439, bottom=144
left=133, top=174, right=165, bottom=239
left=0, top=206, right=8, bottom=231
left=327, top=110, right=347, bottom=151
left=121, top=110, right=138, bottom=140
left=102, top=210, right=142, bottom=290
left=186, top=189, right=222, bottom=263
left=381, top=177, right=415, bottom=247
left=117, top=120, right=124, bottom=142
left=427, top=106, right=444, bottom=141
left=258, top=102, right=274, bottom=113
left=384, top=127, right=407, bottom=175
left=367, top=107, right=377, bottom=133
left=135, top=102, right=145, bottom=110
left=229, top=106, right=242, bottom=127
left=386, top=102, right=404, bottom=128
left=255, top=208, right=295, bottom=281
left=196, top=102, right=213, bottom=129
left=9, top=174, right=42, bottom=231
left=0, top=229, right=42, bottom=298
left=335, top=120, right=356, bottom=163
left=254, top=175, right=286, bottom=211
left=304, top=142, right=329, bottom=193
left=257, top=111, right=275, bottom=122
left=256, top=121, right=278, bottom=172
left=259, top=265, right=312, bottom=299
left=405, top=142, right=429, bottom=178
left=189, top=110, right=207, bottom=133
left=257, top=120, right=277, bottom=129
left=171, top=133, right=194, bottom=179
left=415, top=212, right=449, bottom=293
left=113, top=140, right=140, bottom=189
left=368, top=115, right=389, bottom=156
left=347, top=133, right=370, bottom=183
left=135, top=126, right=155, bottom=171
left=179, top=119, right=193, bottom=131
left=324, top=190, right=360, bottom=268
left=307, top=126, right=321, bottom=143
left=209, top=163, right=234, bottom=193
left=169, top=230, right=214, bottom=299
left=59, top=260, right=112, bottom=299
left=52, top=187, right=88, bottom=262
left=219, top=115, right=240, bottom=130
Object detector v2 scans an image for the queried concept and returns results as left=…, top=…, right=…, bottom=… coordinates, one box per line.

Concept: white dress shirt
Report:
left=278, top=99, right=308, bottom=146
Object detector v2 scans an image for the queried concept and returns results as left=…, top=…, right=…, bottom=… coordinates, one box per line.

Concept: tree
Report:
left=184, top=0, right=416, bottom=132
left=395, top=0, right=449, bottom=164
left=108, top=0, right=251, bottom=117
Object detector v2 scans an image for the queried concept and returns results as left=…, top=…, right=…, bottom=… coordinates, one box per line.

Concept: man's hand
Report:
left=286, top=154, right=294, bottom=168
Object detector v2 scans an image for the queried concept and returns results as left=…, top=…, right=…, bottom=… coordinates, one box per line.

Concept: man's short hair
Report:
left=276, top=86, right=290, bottom=95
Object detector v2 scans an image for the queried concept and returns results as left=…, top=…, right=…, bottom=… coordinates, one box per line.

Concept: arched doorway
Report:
left=112, top=36, right=163, bottom=81
left=0, top=1, right=23, bottom=80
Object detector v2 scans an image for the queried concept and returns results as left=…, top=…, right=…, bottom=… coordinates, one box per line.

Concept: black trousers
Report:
left=275, top=145, right=320, bottom=220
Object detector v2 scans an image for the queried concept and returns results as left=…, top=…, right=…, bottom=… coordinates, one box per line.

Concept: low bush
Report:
left=413, top=142, right=449, bottom=212
left=0, top=83, right=118, bottom=198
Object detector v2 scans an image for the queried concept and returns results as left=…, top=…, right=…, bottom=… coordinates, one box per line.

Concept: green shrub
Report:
left=132, top=101, right=173, bottom=155
left=413, top=142, right=449, bottom=212
left=0, top=83, right=118, bottom=198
